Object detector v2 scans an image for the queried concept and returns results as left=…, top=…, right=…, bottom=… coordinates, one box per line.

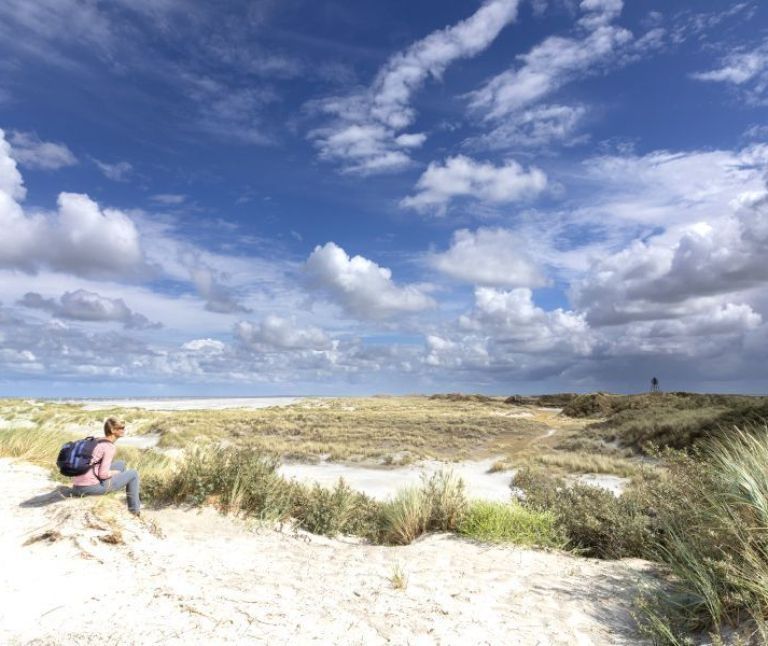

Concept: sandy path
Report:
left=0, top=458, right=656, bottom=645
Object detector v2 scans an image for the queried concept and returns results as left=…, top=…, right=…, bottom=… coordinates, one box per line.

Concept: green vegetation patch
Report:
left=458, top=500, right=565, bottom=547
left=558, top=393, right=768, bottom=453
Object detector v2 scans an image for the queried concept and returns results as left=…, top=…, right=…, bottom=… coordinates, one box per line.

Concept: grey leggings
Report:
left=72, top=460, right=141, bottom=513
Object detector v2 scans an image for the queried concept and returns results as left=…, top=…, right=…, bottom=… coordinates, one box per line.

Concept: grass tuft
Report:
left=458, top=500, right=565, bottom=547
left=389, top=563, right=408, bottom=590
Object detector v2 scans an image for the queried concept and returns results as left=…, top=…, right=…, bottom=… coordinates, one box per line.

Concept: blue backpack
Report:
left=57, top=437, right=110, bottom=477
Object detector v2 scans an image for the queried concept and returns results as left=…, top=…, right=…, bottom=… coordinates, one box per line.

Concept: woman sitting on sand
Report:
left=71, top=417, right=141, bottom=516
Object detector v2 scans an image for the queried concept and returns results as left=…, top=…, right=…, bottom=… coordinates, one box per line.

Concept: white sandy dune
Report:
left=0, top=458, right=657, bottom=645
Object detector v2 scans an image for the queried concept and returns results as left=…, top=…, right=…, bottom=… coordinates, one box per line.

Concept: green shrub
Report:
left=515, top=467, right=653, bottom=559
left=293, top=479, right=380, bottom=538
left=146, top=445, right=295, bottom=521
left=421, top=470, right=467, bottom=532
left=458, top=500, right=565, bottom=547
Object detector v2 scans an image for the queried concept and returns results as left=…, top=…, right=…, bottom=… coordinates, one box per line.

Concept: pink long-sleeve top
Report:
left=71, top=441, right=116, bottom=486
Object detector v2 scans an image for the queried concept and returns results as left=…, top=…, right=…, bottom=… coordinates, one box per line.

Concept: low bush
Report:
left=293, top=479, right=380, bottom=538
left=458, top=500, right=565, bottom=547
left=515, top=467, right=653, bottom=559
left=421, top=470, right=468, bottom=532
left=145, top=445, right=295, bottom=520
left=561, top=392, right=763, bottom=421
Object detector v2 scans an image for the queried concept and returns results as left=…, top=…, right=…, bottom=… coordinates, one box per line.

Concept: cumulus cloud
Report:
left=8, top=131, right=77, bottom=170
left=401, top=155, right=546, bottom=214
left=618, top=304, right=761, bottom=348
left=571, top=191, right=768, bottom=326
left=0, top=132, right=149, bottom=279
left=422, top=287, right=593, bottom=381
left=305, top=242, right=435, bottom=319
left=460, top=287, right=594, bottom=354
left=18, top=289, right=161, bottom=329
left=309, top=0, right=520, bottom=174
left=235, top=315, right=331, bottom=351
left=429, top=228, right=548, bottom=288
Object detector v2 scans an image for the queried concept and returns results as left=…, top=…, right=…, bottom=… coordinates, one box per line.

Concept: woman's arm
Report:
left=96, top=443, right=116, bottom=480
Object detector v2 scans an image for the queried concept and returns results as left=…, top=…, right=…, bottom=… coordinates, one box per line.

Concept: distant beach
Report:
left=63, top=397, right=304, bottom=411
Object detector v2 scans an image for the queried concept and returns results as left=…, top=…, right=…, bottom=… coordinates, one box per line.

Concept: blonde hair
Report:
left=104, top=417, right=125, bottom=436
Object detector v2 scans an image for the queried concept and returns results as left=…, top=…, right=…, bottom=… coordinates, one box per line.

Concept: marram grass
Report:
left=638, top=426, right=768, bottom=643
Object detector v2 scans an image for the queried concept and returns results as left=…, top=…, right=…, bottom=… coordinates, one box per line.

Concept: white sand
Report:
left=280, top=457, right=515, bottom=502
left=572, top=474, right=631, bottom=497
left=67, top=397, right=303, bottom=411
left=0, top=458, right=657, bottom=645
left=118, top=433, right=162, bottom=449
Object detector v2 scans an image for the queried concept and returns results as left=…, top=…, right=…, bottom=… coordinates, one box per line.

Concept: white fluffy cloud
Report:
left=571, top=191, right=768, bottom=326
left=8, top=131, right=77, bottom=170
left=429, top=228, right=548, bottom=288
left=423, top=287, right=593, bottom=380
left=0, top=129, right=149, bottom=279
left=235, top=315, right=331, bottom=351
left=305, top=242, right=435, bottom=319
left=18, top=289, right=160, bottom=329
left=460, top=287, right=593, bottom=355
left=401, top=155, right=546, bottom=214
left=181, top=338, right=226, bottom=353
left=310, top=0, right=520, bottom=174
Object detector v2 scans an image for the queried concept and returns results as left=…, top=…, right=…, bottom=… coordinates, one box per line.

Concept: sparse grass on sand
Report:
left=0, top=396, right=585, bottom=464
left=389, top=563, right=408, bottom=590
left=527, top=452, right=654, bottom=479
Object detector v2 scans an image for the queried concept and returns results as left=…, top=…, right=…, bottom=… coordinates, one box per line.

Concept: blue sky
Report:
left=1, top=0, right=767, bottom=396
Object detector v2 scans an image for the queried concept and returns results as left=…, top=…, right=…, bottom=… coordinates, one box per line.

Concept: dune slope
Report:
left=0, top=458, right=655, bottom=645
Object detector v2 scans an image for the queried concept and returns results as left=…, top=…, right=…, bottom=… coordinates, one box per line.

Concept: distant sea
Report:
left=59, top=397, right=304, bottom=411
